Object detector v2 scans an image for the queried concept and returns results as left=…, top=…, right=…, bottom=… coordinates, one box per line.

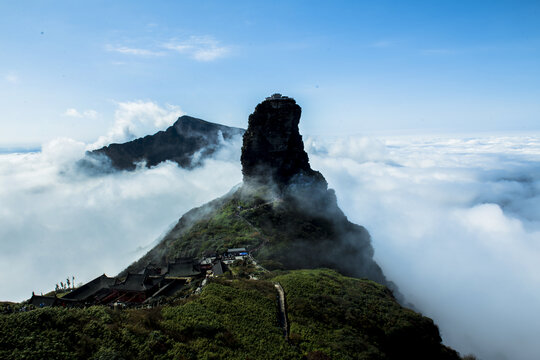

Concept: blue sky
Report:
left=1, top=0, right=539, bottom=145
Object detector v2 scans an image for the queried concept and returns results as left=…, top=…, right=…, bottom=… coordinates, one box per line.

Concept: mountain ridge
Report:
left=87, top=115, right=244, bottom=170
left=126, top=94, right=393, bottom=291
left=0, top=94, right=467, bottom=360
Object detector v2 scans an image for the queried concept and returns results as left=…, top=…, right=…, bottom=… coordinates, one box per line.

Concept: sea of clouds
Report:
left=307, top=134, right=540, bottom=360
left=1, top=103, right=539, bottom=360
left=0, top=101, right=244, bottom=303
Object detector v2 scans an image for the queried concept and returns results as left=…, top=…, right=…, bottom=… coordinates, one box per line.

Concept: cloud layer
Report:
left=1, top=122, right=539, bottom=360
left=307, top=134, right=540, bottom=360
left=106, top=35, right=230, bottom=62
left=0, top=136, right=242, bottom=303
left=90, top=101, right=183, bottom=149
left=64, top=108, right=99, bottom=119
left=162, top=36, right=230, bottom=62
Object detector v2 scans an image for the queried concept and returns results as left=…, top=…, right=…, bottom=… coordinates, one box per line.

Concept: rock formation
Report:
left=127, top=94, right=394, bottom=293
left=86, top=115, right=244, bottom=171
left=2, top=95, right=462, bottom=360
left=241, top=94, right=324, bottom=187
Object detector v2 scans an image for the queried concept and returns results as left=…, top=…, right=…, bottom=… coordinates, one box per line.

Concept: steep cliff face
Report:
left=241, top=95, right=324, bottom=187
left=88, top=115, right=244, bottom=170
left=128, top=95, right=393, bottom=291
left=5, top=95, right=461, bottom=359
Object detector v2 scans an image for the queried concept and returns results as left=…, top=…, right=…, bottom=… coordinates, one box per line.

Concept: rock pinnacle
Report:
left=241, top=93, right=325, bottom=188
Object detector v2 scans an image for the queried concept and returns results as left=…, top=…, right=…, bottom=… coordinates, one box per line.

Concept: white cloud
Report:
left=105, top=44, right=165, bottom=56
left=4, top=72, right=19, bottom=84
left=2, top=125, right=540, bottom=360
left=64, top=108, right=82, bottom=117
left=370, top=40, right=394, bottom=48
left=90, top=101, right=183, bottom=149
left=163, top=36, right=230, bottom=61
left=308, top=134, right=540, bottom=360
left=83, top=110, right=99, bottom=118
left=422, top=48, right=456, bottom=55
left=64, top=108, right=99, bottom=119
left=0, top=136, right=242, bottom=303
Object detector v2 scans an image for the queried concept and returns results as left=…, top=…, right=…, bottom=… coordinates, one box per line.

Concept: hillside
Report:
left=85, top=115, right=244, bottom=170
left=0, top=94, right=466, bottom=359
left=125, top=94, right=391, bottom=289
left=124, top=183, right=391, bottom=290
left=0, top=269, right=460, bottom=360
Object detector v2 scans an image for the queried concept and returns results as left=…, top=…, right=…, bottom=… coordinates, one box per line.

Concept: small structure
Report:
left=226, top=248, right=249, bottom=257
left=29, top=258, right=206, bottom=308
left=145, top=279, right=187, bottom=301
left=198, top=257, right=214, bottom=271
left=211, top=261, right=226, bottom=276
left=102, top=273, right=162, bottom=304
left=265, top=93, right=290, bottom=101
left=29, top=294, right=81, bottom=308
left=165, top=258, right=202, bottom=278
left=29, top=295, right=58, bottom=308
left=139, top=263, right=162, bottom=276
left=62, top=274, right=118, bottom=304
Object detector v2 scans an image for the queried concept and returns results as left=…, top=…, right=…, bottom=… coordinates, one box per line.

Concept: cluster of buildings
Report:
left=29, top=248, right=250, bottom=309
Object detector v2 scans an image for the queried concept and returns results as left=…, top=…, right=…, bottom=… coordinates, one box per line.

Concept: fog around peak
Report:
left=307, top=134, right=540, bottom=360
left=1, top=122, right=540, bottom=359
left=0, top=135, right=243, bottom=302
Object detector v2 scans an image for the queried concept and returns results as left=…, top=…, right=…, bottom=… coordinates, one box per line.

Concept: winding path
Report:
left=235, top=200, right=289, bottom=339
left=274, top=282, right=289, bottom=340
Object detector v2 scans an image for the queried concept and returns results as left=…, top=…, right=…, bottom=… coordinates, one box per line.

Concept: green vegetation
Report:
left=0, top=279, right=294, bottom=360
left=272, top=269, right=460, bottom=360
left=0, top=270, right=461, bottom=359
left=126, top=186, right=282, bottom=274
left=169, top=197, right=263, bottom=258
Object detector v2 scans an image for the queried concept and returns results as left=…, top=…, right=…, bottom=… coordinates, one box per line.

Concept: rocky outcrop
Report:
left=129, top=94, right=396, bottom=295
left=241, top=94, right=325, bottom=187
left=87, top=115, right=244, bottom=171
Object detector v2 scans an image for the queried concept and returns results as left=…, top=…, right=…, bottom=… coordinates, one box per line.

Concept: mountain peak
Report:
left=241, top=94, right=324, bottom=188
left=87, top=115, right=244, bottom=170
left=172, top=115, right=241, bottom=138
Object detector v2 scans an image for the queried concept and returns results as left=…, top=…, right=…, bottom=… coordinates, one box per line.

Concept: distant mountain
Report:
left=87, top=115, right=244, bottom=170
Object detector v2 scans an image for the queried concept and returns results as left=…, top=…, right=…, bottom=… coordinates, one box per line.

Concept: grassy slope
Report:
left=273, top=269, right=460, bottom=360
left=0, top=279, right=294, bottom=360
left=0, top=270, right=460, bottom=360
left=127, top=184, right=384, bottom=284
left=124, top=189, right=265, bottom=273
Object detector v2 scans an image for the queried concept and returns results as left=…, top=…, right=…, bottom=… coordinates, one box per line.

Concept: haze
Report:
left=1, top=2, right=540, bottom=360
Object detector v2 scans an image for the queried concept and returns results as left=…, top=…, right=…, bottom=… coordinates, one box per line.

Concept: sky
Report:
left=1, top=0, right=540, bottom=147
left=2, top=2, right=540, bottom=359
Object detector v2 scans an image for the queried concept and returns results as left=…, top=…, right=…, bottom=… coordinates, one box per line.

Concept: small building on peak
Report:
left=265, top=93, right=291, bottom=101
left=226, top=247, right=248, bottom=257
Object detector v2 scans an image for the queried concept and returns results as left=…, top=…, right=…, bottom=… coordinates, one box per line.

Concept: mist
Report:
left=0, top=135, right=242, bottom=303
left=2, top=118, right=539, bottom=360
left=307, top=134, right=540, bottom=360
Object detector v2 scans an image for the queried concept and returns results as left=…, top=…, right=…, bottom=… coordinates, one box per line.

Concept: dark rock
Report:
left=241, top=94, right=325, bottom=187
left=86, top=115, right=244, bottom=171
left=129, top=94, right=398, bottom=297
